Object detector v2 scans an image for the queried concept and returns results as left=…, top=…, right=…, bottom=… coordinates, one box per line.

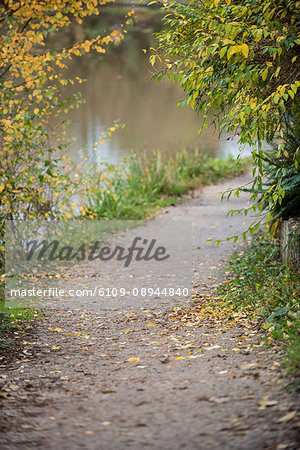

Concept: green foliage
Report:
left=0, top=302, right=37, bottom=349
left=218, top=234, right=300, bottom=372
left=258, top=116, right=300, bottom=231
left=151, top=0, right=300, bottom=234
left=81, top=150, right=251, bottom=220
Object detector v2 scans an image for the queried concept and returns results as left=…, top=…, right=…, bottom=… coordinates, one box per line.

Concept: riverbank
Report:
left=79, top=150, right=251, bottom=220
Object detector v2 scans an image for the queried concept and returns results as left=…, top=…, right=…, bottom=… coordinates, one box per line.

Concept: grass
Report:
left=217, top=233, right=300, bottom=374
left=82, top=150, right=251, bottom=220
left=0, top=301, right=38, bottom=350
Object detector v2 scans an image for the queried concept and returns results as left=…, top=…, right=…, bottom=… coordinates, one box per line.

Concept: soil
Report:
left=1, top=173, right=299, bottom=450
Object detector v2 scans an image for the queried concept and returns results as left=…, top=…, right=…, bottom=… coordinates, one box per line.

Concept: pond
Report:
left=58, top=7, right=247, bottom=166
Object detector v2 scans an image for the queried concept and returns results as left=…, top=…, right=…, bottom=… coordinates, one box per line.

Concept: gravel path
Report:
left=1, top=174, right=299, bottom=449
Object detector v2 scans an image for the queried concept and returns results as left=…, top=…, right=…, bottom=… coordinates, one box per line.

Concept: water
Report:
left=59, top=7, right=248, bottom=166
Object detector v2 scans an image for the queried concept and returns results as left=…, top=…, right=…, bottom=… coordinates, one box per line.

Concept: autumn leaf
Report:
left=277, top=411, right=297, bottom=423
left=258, top=399, right=278, bottom=407
left=127, top=357, right=140, bottom=363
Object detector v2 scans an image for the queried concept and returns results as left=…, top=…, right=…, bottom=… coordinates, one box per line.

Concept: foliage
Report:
left=256, top=119, right=300, bottom=234
left=80, top=150, right=251, bottom=220
left=217, top=234, right=300, bottom=372
left=0, top=302, right=38, bottom=349
left=0, top=0, right=134, bottom=264
left=150, top=0, right=300, bottom=236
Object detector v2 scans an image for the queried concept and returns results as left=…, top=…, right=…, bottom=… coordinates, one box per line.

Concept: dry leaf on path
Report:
left=127, top=357, right=140, bottom=363
left=277, top=411, right=297, bottom=423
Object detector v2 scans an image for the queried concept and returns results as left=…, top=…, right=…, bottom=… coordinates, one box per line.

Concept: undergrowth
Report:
left=0, top=302, right=38, bottom=350
left=217, top=233, right=300, bottom=373
left=81, top=150, right=251, bottom=220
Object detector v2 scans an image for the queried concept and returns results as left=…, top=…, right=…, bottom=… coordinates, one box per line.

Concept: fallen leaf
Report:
left=127, top=357, right=140, bottom=363
left=9, top=384, right=19, bottom=391
left=54, top=328, right=63, bottom=332
left=209, top=397, right=229, bottom=403
left=277, top=411, right=297, bottom=423
left=258, top=399, right=278, bottom=407
left=146, top=323, right=155, bottom=327
left=175, top=356, right=185, bottom=360
left=232, top=348, right=241, bottom=352
left=239, top=363, right=258, bottom=370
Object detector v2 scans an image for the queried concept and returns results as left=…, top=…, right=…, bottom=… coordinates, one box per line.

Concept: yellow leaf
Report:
left=146, top=323, right=155, bottom=327
left=258, top=399, right=278, bottom=407
left=175, top=356, right=186, bottom=360
left=231, top=347, right=241, bottom=351
left=241, top=43, right=249, bottom=58
left=0, top=185, right=5, bottom=192
left=256, top=28, right=263, bottom=42
left=127, top=357, right=140, bottom=363
left=262, top=69, right=268, bottom=81
left=34, top=108, right=39, bottom=115
left=220, top=46, right=227, bottom=59
left=227, top=45, right=239, bottom=60
left=291, top=83, right=297, bottom=94
left=54, top=327, right=63, bottom=332
left=223, top=38, right=235, bottom=45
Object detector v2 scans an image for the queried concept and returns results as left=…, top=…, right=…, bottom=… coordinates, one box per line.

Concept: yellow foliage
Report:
left=0, top=1, right=135, bottom=258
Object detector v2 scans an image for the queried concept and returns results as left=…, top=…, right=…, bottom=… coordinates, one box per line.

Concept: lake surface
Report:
left=59, top=7, right=247, bottom=166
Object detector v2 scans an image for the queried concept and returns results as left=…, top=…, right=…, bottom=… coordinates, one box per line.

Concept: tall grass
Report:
left=82, top=150, right=251, bottom=220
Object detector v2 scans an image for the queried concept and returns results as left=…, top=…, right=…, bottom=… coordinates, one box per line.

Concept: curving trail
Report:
left=1, top=174, right=299, bottom=450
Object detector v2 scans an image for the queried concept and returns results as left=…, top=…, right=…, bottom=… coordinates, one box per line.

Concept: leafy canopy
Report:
left=151, top=0, right=300, bottom=238
left=152, top=0, right=299, bottom=147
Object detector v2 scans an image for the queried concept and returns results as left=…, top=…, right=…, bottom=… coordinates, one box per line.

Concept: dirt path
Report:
left=1, top=174, right=299, bottom=449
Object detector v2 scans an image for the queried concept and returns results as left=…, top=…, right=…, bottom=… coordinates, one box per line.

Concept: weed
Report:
left=218, top=233, right=300, bottom=373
